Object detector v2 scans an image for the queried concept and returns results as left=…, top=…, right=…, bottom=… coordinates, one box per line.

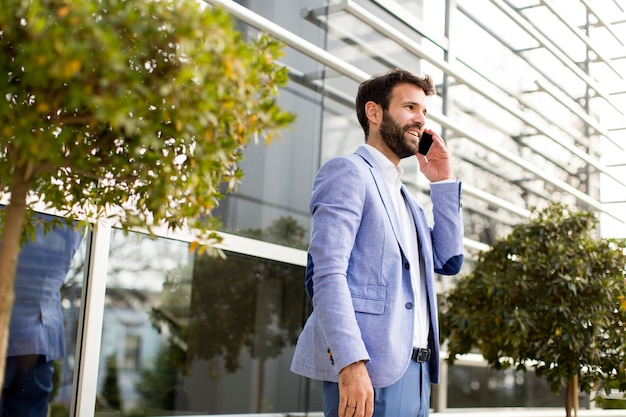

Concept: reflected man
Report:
left=1, top=213, right=83, bottom=417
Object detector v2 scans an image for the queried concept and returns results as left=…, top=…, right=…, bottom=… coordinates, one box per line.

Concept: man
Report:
left=290, top=69, right=464, bottom=417
left=1, top=213, right=83, bottom=417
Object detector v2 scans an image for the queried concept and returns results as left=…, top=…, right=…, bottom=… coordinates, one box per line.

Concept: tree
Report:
left=0, top=0, right=294, bottom=392
left=136, top=343, right=186, bottom=412
left=440, top=203, right=626, bottom=417
left=102, top=354, right=122, bottom=410
left=139, top=216, right=308, bottom=413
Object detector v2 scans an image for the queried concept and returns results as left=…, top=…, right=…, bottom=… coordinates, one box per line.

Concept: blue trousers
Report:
left=1, top=355, right=54, bottom=417
left=323, top=360, right=431, bottom=417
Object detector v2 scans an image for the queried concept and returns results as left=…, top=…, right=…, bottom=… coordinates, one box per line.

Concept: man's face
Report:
left=379, top=83, right=427, bottom=159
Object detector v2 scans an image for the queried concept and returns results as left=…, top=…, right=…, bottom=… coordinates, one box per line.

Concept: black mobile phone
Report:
left=418, top=132, right=433, bottom=156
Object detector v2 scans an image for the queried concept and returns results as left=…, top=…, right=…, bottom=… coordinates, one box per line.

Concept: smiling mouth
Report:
left=407, top=130, right=420, bottom=139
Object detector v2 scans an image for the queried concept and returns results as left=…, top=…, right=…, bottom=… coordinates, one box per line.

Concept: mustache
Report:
left=403, top=123, right=423, bottom=132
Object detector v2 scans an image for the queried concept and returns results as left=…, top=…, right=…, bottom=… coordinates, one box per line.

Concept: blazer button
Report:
left=405, top=302, right=413, bottom=309
left=404, top=262, right=410, bottom=270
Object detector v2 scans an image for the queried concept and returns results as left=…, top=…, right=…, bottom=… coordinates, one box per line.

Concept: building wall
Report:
left=217, top=0, right=625, bottom=247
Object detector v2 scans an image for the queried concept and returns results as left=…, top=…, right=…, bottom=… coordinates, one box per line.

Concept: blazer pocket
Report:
left=351, top=285, right=386, bottom=314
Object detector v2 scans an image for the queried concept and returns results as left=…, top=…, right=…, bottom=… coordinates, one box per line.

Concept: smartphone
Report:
left=418, top=132, right=433, bottom=156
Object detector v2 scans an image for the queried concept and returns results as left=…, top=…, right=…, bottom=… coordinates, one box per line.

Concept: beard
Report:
left=379, top=110, right=421, bottom=159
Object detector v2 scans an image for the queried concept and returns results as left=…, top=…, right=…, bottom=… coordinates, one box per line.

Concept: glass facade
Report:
left=96, top=229, right=314, bottom=415
left=5, top=1, right=625, bottom=416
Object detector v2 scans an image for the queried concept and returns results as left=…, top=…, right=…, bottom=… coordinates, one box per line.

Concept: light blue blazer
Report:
left=7, top=214, right=83, bottom=361
left=290, top=146, right=464, bottom=388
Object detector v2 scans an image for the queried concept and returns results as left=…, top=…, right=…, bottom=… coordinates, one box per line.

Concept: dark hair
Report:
left=355, top=69, right=435, bottom=138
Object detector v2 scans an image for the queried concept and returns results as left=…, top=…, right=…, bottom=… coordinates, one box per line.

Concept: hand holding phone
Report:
left=418, top=132, right=433, bottom=156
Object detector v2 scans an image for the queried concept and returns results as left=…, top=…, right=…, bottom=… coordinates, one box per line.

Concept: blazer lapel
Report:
left=401, top=184, right=429, bottom=259
left=402, top=184, right=435, bottom=287
left=355, top=147, right=407, bottom=254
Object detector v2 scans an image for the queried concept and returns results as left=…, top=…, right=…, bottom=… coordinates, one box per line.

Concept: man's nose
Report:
left=412, top=113, right=425, bottom=126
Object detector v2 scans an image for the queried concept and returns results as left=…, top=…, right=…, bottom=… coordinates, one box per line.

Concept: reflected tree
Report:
left=138, top=216, right=308, bottom=413
left=135, top=342, right=186, bottom=412
left=102, top=355, right=122, bottom=411
left=135, top=262, right=192, bottom=413
left=189, top=215, right=307, bottom=373
left=188, top=250, right=304, bottom=373
left=239, top=215, right=309, bottom=250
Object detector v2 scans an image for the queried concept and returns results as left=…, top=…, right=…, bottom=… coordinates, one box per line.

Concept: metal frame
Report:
left=493, top=0, right=621, bottom=115
left=538, top=0, right=623, bottom=80
left=318, top=1, right=625, bottom=197
left=202, top=0, right=623, bottom=223
left=456, top=4, right=623, bottom=153
left=70, top=220, right=111, bottom=417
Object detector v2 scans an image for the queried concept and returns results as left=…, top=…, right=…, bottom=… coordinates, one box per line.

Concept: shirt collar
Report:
left=362, top=144, right=403, bottom=184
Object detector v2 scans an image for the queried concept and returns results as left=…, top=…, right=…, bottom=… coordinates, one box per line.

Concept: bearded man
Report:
left=291, top=69, right=464, bottom=417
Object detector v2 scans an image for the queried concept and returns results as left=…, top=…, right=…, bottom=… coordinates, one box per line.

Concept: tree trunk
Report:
left=565, top=374, right=579, bottom=417
left=0, top=166, right=32, bottom=394
left=573, top=374, right=579, bottom=417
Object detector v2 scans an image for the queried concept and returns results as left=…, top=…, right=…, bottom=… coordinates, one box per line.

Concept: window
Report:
left=96, top=228, right=316, bottom=416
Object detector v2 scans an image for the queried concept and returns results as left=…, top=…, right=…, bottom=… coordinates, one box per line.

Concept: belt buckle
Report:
left=412, top=348, right=431, bottom=362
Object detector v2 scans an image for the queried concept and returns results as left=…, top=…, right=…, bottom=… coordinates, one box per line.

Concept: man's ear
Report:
left=365, top=101, right=381, bottom=125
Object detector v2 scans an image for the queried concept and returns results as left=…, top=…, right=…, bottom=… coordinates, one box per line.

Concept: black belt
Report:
left=411, top=347, right=431, bottom=363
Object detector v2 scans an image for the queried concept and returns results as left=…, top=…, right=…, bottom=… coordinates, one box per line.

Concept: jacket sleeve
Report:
left=307, top=156, right=371, bottom=372
left=430, top=180, right=464, bottom=275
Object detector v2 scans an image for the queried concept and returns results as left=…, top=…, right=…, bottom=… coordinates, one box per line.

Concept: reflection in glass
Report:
left=446, top=365, right=589, bottom=408
left=1, top=213, right=87, bottom=417
left=98, top=227, right=314, bottom=416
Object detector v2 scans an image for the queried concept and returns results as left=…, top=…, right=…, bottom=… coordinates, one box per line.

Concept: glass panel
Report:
left=97, top=229, right=317, bottom=416
left=1, top=213, right=88, bottom=417
left=213, top=0, right=329, bottom=248
left=447, top=364, right=590, bottom=408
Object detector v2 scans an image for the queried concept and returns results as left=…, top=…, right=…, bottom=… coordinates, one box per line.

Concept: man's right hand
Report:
left=338, top=361, right=374, bottom=417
